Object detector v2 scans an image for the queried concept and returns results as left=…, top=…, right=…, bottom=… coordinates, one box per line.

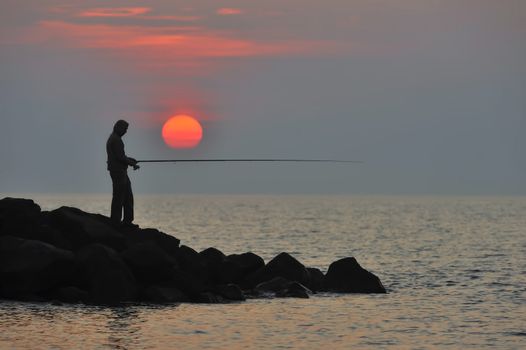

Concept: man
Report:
left=106, top=119, right=140, bottom=227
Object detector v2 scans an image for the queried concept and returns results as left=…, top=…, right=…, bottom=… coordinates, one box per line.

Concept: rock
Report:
left=276, top=281, right=311, bottom=299
left=55, top=286, right=89, bottom=303
left=47, top=207, right=125, bottom=251
left=171, top=268, right=206, bottom=300
left=0, top=219, right=71, bottom=250
left=200, top=247, right=226, bottom=265
left=0, top=199, right=66, bottom=248
left=306, top=267, right=324, bottom=292
left=255, top=276, right=291, bottom=293
left=214, top=260, right=244, bottom=285
left=197, top=292, right=227, bottom=304
left=0, top=236, right=75, bottom=298
left=143, top=285, right=189, bottom=303
left=174, top=245, right=208, bottom=282
left=323, top=257, right=386, bottom=293
left=125, top=228, right=180, bottom=256
left=0, top=198, right=41, bottom=224
left=212, top=284, right=246, bottom=301
left=254, top=277, right=311, bottom=298
left=245, top=252, right=310, bottom=288
left=76, top=244, right=137, bottom=304
left=121, top=241, right=179, bottom=285
left=200, top=247, right=228, bottom=284
left=208, top=252, right=266, bottom=286
left=0, top=198, right=389, bottom=304
left=226, top=252, right=265, bottom=276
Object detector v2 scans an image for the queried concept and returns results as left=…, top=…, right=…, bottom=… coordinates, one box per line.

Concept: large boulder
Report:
left=245, top=252, right=310, bottom=288
left=306, top=267, right=325, bottom=292
left=0, top=198, right=41, bottom=225
left=174, top=245, right=208, bottom=282
left=121, top=241, right=179, bottom=285
left=200, top=247, right=229, bottom=284
left=125, top=228, right=180, bottom=256
left=200, top=247, right=226, bottom=265
left=0, top=236, right=74, bottom=298
left=47, top=207, right=125, bottom=251
left=205, top=252, right=266, bottom=286
left=323, top=257, right=386, bottom=293
left=76, top=244, right=137, bottom=304
left=227, top=252, right=265, bottom=277
left=0, top=198, right=64, bottom=247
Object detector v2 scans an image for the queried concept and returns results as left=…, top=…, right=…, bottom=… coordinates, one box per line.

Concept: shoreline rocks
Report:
left=0, top=197, right=386, bottom=305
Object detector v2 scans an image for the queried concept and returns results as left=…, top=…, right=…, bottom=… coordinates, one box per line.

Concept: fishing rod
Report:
left=136, top=159, right=363, bottom=164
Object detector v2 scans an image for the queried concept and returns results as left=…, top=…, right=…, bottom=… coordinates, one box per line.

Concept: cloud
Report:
left=79, top=7, right=151, bottom=18
left=17, top=20, right=343, bottom=67
left=217, top=8, right=244, bottom=16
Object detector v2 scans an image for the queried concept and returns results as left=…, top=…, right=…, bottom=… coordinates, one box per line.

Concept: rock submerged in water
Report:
left=0, top=197, right=386, bottom=305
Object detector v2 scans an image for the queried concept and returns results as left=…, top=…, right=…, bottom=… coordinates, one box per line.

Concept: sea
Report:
left=0, top=195, right=524, bottom=349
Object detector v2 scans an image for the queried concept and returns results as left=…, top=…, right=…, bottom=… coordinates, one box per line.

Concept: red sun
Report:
left=162, top=115, right=203, bottom=148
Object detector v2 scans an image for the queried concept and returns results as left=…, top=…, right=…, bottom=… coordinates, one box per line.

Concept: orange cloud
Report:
left=5, top=20, right=347, bottom=74
left=141, top=15, right=201, bottom=22
left=79, top=7, right=151, bottom=18
left=31, top=21, right=337, bottom=57
left=217, top=8, right=244, bottom=16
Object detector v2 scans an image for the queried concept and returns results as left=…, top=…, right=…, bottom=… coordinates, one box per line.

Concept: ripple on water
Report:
left=2, top=195, right=525, bottom=349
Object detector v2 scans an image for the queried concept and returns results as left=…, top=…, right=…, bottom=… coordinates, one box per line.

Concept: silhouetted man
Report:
left=107, top=120, right=140, bottom=227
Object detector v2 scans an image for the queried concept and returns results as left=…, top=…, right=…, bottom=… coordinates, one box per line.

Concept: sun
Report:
left=162, top=115, right=203, bottom=148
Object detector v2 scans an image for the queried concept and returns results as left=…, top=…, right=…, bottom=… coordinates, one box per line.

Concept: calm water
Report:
left=1, top=195, right=525, bottom=349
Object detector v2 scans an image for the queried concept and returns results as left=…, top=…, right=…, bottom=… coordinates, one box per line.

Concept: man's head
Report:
left=113, top=119, right=129, bottom=136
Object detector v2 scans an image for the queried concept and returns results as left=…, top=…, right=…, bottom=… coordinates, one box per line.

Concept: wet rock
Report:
left=121, top=241, right=179, bottom=285
left=212, top=284, right=245, bottom=301
left=254, top=277, right=311, bottom=298
left=143, top=285, right=189, bottom=303
left=323, top=257, right=386, bottom=293
left=276, top=281, right=311, bottom=299
left=255, top=276, right=291, bottom=293
left=306, top=267, right=325, bottom=292
left=76, top=244, right=137, bottom=304
left=245, top=252, right=310, bottom=288
left=47, top=207, right=125, bottom=251
left=197, top=292, right=227, bottom=304
left=55, top=286, right=89, bottom=303
left=0, top=236, right=74, bottom=298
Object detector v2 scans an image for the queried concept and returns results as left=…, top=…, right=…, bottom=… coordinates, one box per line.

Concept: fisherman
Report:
left=106, top=119, right=140, bottom=228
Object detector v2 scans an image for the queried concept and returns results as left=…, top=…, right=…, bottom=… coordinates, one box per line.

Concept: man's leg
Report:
left=123, top=173, right=134, bottom=224
left=110, top=171, right=126, bottom=224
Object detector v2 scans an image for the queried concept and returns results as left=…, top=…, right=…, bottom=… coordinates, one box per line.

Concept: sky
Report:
left=1, top=0, right=525, bottom=195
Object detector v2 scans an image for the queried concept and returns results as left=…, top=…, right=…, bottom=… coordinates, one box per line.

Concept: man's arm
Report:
left=110, top=137, right=137, bottom=167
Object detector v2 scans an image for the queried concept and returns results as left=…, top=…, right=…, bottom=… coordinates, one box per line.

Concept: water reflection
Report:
left=105, top=307, right=142, bottom=349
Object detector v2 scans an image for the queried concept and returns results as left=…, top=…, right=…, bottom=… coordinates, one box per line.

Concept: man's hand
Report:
left=133, top=164, right=140, bottom=171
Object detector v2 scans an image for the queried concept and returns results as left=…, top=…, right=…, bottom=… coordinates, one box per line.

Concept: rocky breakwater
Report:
left=0, top=197, right=386, bottom=305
